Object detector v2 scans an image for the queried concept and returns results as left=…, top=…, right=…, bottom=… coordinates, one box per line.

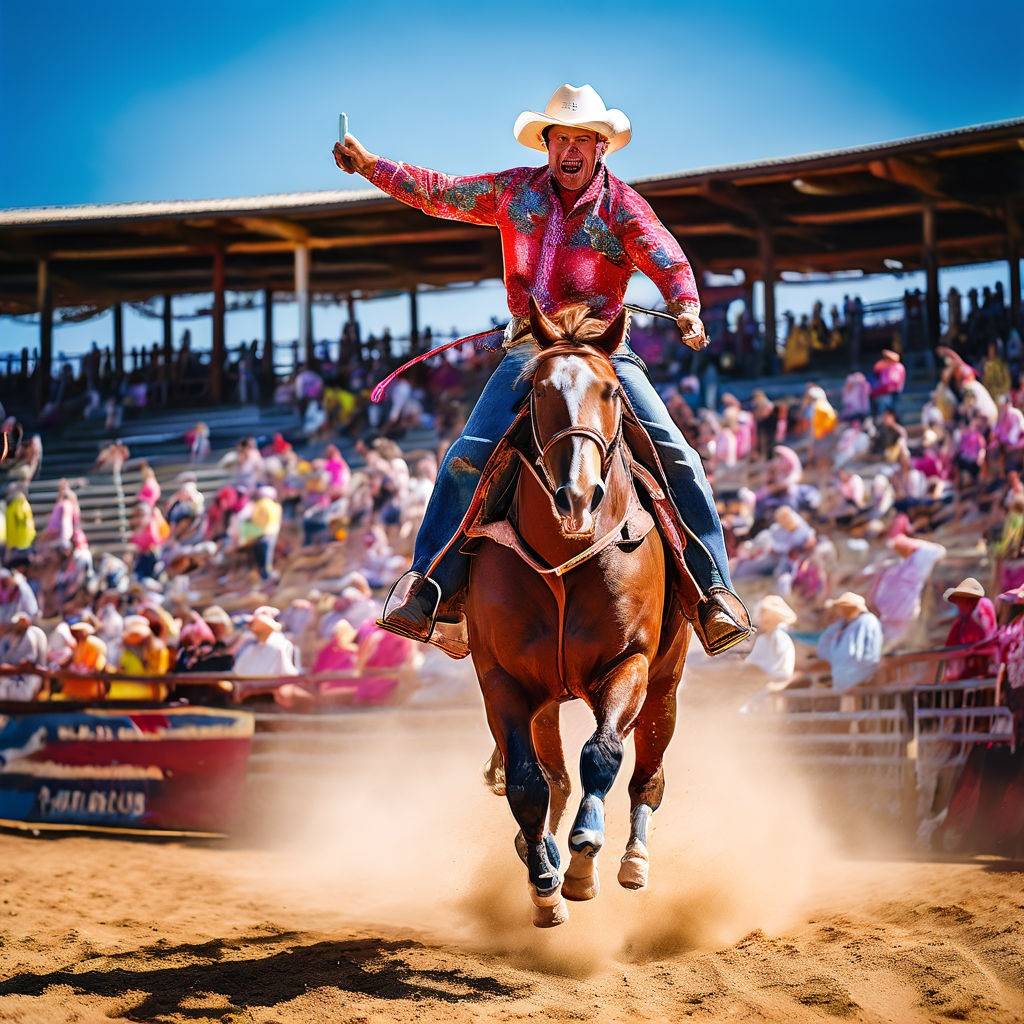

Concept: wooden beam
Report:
left=759, top=228, right=776, bottom=370
left=236, top=216, right=309, bottom=242
left=229, top=226, right=485, bottom=254
left=162, top=294, right=173, bottom=398
left=701, top=232, right=1006, bottom=276
left=868, top=157, right=1003, bottom=221
left=408, top=287, right=420, bottom=352
left=294, top=244, right=313, bottom=364
left=51, top=244, right=197, bottom=260
left=922, top=203, right=940, bottom=348
left=789, top=200, right=969, bottom=225
left=211, top=249, right=225, bottom=402
left=35, top=258, right=52, bottom=408
left=669, top=221, right=759, bottom=238
left=868, top=157, right=944, bottom=199
left=113, top=301, right=124, bottom=376
left=262, top=288, right=275, bottom=388
left=1008, top=200, right=1022, bottom=329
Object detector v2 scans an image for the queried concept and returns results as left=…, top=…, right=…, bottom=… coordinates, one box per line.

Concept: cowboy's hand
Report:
left=676, top=312, right=708, bottom=351
left=332, top=134, right=377, bottom=177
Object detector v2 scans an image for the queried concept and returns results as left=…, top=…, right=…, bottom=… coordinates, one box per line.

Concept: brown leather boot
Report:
left=377, top=575, right=440, bottom=643
left=692, top=586, right=755, bottom=656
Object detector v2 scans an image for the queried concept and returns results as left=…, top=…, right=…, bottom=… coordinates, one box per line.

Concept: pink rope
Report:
left=369, top=325, right=507, bottom=404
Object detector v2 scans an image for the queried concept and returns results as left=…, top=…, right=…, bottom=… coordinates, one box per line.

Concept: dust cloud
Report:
left=229, top=665, right=845, bottom=978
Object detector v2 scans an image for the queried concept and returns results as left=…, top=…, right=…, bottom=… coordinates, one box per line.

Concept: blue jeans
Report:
left=412, top=344, right=732, bottom=599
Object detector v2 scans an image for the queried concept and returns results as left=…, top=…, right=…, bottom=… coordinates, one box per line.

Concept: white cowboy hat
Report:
left=514, top=84, right=631, bottom=154
left=943, top=577, right=986, bottom=603
left=825, top=592, right=869, bottom=616
left=757, top=595, right=798, bottom=629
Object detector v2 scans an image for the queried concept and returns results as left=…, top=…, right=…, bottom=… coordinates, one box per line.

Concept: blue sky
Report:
left=2, top=0, right=1022, bottom=357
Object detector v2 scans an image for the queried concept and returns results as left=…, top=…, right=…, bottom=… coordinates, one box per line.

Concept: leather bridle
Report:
left=528, top=342, right=623, bottom=494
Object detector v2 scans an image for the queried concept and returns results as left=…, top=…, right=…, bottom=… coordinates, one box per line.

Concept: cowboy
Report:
left=942, top=577, right=997, bottom=681
left=333, top=84, right=752, bottom=655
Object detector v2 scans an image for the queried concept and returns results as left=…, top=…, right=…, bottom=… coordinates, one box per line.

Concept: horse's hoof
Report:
left=618, top=846, right=649, bottom=890
left=562, top=848, right=600, bottom=902
left=530, top=884, right=569, bottom=928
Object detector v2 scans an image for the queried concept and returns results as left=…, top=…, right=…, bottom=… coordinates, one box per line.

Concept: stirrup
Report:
left=377, top=572, right=471, bottom=660
left=379, top=571, right=441, bottom=642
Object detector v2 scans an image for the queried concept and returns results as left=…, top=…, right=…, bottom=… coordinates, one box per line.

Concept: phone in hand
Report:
left=338, top=112, right=349, bottom=142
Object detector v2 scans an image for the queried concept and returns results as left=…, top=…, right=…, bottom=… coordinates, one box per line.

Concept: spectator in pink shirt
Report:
left=954, top=418, right=987, bottom=486
left=871, top=349, right=906, bottom=415
left=136, top=463, right=161, bottom=507
left=323, top=444, right=351, bottom=492
left=841, top=372, right=872, bottom=420
left=994, top=395, right=1024, bottom=473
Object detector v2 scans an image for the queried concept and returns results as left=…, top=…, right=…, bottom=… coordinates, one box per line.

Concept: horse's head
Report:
left=527, top=298, right=627, bottom=536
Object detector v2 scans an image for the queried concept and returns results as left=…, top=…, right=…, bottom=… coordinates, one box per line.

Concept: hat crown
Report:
left=544, top=84, right=605, bottom=120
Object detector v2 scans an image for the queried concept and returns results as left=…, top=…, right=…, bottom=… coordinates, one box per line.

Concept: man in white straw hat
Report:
left=816, top=592, right=883, bottom=692
left=745, top=595, right=798, bottom=688
left=334, top=84, right=752, bottom=656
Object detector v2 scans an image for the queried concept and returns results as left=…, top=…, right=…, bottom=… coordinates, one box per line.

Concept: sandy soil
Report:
left=0, top=692, right=1022, bottom=1024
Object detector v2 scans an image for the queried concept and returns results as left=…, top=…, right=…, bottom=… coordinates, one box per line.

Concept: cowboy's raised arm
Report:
left=615, top=185, right=701, bottom=319
left=333, top=134, right=498, bottom=228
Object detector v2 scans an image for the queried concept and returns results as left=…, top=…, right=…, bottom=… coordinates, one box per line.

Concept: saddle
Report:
left=448, top=390, right=703, bottom=621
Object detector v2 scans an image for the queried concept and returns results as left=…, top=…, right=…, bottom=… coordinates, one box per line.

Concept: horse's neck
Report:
left=516, top=446, right=631, bottom=571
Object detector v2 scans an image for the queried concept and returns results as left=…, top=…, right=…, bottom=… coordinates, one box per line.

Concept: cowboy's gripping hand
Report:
left=676, top=312, right=708, bottom=351
left=332, top=134, right=377, bottom=177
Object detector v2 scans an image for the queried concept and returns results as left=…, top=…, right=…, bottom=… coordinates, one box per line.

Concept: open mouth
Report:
left=560, top=159, right=584, bottom=175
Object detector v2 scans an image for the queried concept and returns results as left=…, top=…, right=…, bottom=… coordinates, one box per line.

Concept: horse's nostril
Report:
left=590, top=482, right=606, bottom=512
left=554, top=486, right=572, bottom=514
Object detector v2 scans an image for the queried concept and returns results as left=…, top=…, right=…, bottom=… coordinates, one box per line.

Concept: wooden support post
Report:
left=758, top=228, right=776, bottom=374
left=262, top=288, right=275, bottom=389
left=409, top=286, right=420, bottom=352
left=922, top=202, right=940, bottom=348
left=162, top=294, right=173, bottom=402
left=294, top=244, right=313, bottom=364
left=1007, top=200, right=1021, bottom=330
left=35, top=258, right=52, bottom=408
left=211, top=249, right=226, bottom=402
left=113, top=301, right=124, bottom=376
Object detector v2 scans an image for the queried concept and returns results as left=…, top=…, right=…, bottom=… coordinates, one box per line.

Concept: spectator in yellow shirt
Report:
left=248, top=485, right=282, bottom=582
left=111, top=615, right=170, bottom=702
left=4, top=484, right=35, bottom=562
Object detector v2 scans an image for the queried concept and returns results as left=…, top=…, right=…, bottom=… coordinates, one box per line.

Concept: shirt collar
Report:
left=541, top=159, right=608, bottom=219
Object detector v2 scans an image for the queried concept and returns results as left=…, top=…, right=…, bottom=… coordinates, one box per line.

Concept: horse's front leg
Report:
left=563, top=653, right=648, bottom=902
left=619, top=675, right=679, bottom=891
left=481, top=670, right=567, bottom=928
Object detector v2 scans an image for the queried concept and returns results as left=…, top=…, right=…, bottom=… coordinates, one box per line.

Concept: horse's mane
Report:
left=516, top=303, right=623, bottom=385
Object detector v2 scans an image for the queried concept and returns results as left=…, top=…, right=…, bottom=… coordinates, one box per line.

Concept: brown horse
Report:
left=466, top=300, right=691, bottom=927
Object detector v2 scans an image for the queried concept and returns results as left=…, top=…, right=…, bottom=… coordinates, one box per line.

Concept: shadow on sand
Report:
left=0, top=932, right=522, bottom=1021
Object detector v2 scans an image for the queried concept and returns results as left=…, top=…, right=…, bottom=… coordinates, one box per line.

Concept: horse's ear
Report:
left=591, top=307, right=628, bottom=357
left=528, top=297, right=562, bottom=349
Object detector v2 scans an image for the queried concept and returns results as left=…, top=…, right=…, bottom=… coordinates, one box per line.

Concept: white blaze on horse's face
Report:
left=535, top=354, right=619, bottom=536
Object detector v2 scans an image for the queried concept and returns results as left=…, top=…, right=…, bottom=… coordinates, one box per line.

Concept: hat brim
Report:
left=513, top=109, right=631, bottom=154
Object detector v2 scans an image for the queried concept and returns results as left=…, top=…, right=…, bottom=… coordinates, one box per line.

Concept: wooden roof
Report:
left=1, top=116, right=1022, bottom=314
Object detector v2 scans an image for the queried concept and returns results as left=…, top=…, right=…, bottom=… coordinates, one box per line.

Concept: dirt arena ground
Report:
left=0, top=686, right=1022, bottom=1024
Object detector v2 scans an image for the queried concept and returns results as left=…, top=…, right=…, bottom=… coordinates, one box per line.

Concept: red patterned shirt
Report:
left=370, top=157, right=700, bottom=321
